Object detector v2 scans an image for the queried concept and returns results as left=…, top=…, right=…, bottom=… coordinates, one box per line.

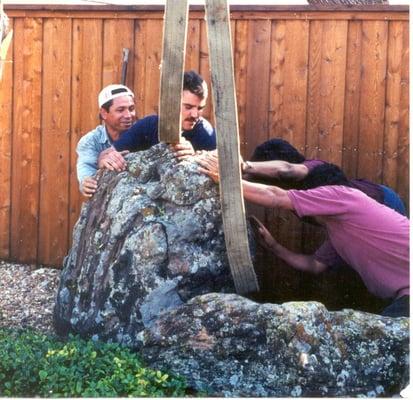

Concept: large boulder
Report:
left=54, top=144, right=235, bottom=348
left=54, top=143, right=409, bottom=397
left=141, top=293, right=409, bottom=397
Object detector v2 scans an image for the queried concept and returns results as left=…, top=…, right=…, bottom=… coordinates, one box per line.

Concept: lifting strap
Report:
left=158, top=0, right=259, bottom=294
left=205, top=0, right=259, bottom=294
left=158, top=0, right=189, bottom=144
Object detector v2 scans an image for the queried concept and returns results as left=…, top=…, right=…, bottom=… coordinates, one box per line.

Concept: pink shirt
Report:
left=287, top=185, right=409, bottom=300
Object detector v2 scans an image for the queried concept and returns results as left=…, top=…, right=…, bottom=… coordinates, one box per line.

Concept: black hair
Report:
left=250, top=138, right=306, bottom=163
left=301, top=163, right=351, bottom=190
left=101, top=100, right=113, bottom=112
left=183, top=70, right=206, bottom=99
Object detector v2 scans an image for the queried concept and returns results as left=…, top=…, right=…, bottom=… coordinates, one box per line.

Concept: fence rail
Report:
left=0, top=5, right=409, bottom=270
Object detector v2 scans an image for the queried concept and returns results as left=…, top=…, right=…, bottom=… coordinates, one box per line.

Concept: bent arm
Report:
left=76, top=138, right=100, bottom=186
left=243, top=160, right=309, bottom=181
left=270, top=241, right=328, bottom=274
left=253, top=216, right=327, bottom=274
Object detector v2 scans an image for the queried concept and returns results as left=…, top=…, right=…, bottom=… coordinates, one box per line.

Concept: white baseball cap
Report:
left=98, top=84, right=134, bottom=108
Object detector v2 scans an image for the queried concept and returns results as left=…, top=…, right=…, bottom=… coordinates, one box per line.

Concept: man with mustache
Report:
left=97, top=70, right=216, bottom=177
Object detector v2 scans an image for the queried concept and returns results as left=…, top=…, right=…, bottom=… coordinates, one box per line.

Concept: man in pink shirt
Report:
left=197, top=153, right=409, bottom=318
left=241, top=138, right=407, bottom=216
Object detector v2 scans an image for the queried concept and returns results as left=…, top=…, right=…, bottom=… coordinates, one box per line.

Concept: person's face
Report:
left=181, top=90, right=206, bottom=131
left=100, top=95, right=136, bottom=139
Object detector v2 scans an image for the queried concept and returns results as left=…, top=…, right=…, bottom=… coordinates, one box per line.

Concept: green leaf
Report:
left=39, top=370, right=48, bottom=380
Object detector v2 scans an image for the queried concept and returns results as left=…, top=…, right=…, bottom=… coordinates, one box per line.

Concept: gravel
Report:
left=0, top=260, right=61, bottom=335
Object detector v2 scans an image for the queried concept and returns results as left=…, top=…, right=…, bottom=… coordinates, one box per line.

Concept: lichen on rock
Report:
left=54, top=144, right=234, bottom=348
left=141, top=293, right=409, bottom=397
left=53, top=143, right=409, bottom=397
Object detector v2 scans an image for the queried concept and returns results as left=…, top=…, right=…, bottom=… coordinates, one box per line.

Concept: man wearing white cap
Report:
left=76, top=84, right=136, bottom=196
left=77, top=71, right=216, bottom=197
left=97, top=70, right=216, bottom=174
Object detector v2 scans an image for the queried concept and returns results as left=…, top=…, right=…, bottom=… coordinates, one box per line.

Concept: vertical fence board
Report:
left=342, top=21, right=362, bottom=178
left=234, top=19, right=248, bottom=157
left=10, top=17, right=42, bottom=263
left=306, top=20, right=323, bottom=160
left=143, top=19, right=163, bottom=115
left=357, top=20, right=388, bottom=182
left=268, top=20, right=285, bottom=142
left=306, top=21, right=347, bottom=164
left=317, top=20, right=347, bottom=165
left=0, top=18, right=13, bottom=258
left=244, top=20, right=271, bottom=158
left=396, top=21, right=409, bottom=208
left=383, top=21, right=403, bottom=192
left=270, top=20, right=309, bottom=152
left=38, top=18, right=72, bottom=266
left=185, top=18, right=200, bottom=72
left=199, top=18, right=212, bottom=124
left=133, top=19, right=147, bottom=119
left=102, top=19, right=135, bottom=87
left=70, top=19, right=103, bottom=236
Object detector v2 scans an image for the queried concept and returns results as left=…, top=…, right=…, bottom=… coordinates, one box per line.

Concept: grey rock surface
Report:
left=53, top=143, right=409, bottom=397
left=54, top=144, right=234, bottom=348
left=141, top=292, right=409, bottom=397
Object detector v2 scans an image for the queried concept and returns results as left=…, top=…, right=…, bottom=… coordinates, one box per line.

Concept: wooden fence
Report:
left=0, top=5, right=409, bottom=276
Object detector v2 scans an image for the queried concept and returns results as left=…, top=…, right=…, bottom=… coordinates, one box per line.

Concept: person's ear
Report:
left=100, top=107, right=108, bottom=121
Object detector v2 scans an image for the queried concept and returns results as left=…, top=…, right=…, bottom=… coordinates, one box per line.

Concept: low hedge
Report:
left=0, top=328, right=188, bottom=397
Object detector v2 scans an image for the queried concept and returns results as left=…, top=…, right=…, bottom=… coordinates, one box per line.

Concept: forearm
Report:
left=242, top=180, right=293, bottom=210
left=77, top=161, right=98, bottom=185
left=76, top=141, right=99, bottom=184
left=268, top=240, right=327, bottom=274
left=243, top=160, right=308, bottom=181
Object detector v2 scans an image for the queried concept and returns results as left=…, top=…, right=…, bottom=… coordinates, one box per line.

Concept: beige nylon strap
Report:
left=158, top=0, right=189, bottom=144
left=205, top=0, right=259, bottom=294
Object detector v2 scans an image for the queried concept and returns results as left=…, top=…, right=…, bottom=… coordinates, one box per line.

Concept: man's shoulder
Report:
left=196, top=117, right=214, bottom=133
left=306, top=185, right=360, bottom=195
left=290, top=185, right=364, bottom=201
left=137, top=114, right=158, bottom=126
left=80, top=125, right=106, bottom=139
left=128, top=114, right=159, bottom=133
left=302, top=159, right=325, bottom=171
left=78, top=125, right=106, bottom=146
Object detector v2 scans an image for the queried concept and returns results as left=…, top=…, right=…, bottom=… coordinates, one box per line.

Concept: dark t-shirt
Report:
left=113, top=114, right=216, bottom=152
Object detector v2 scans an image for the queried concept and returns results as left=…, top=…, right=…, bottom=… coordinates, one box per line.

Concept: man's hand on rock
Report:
left=81, top=177, right=98, bottom=198
left=98, top=147, right=129, bottom=172
left=196, top=151, right=220, bottom=183
left=171, top=139, right=195, bottom=161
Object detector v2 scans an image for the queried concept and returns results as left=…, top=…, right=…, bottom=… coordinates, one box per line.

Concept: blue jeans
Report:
left=381, top=295, right=409, bottom=318
left=380, top=185, right=407, bottom=216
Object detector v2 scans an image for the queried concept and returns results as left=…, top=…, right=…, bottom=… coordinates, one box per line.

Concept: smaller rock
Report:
left=141, top=293, right=409, bottom=397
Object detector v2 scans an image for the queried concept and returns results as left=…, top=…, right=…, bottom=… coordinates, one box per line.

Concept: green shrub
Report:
left=0, top=328, right=188, bottom=397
